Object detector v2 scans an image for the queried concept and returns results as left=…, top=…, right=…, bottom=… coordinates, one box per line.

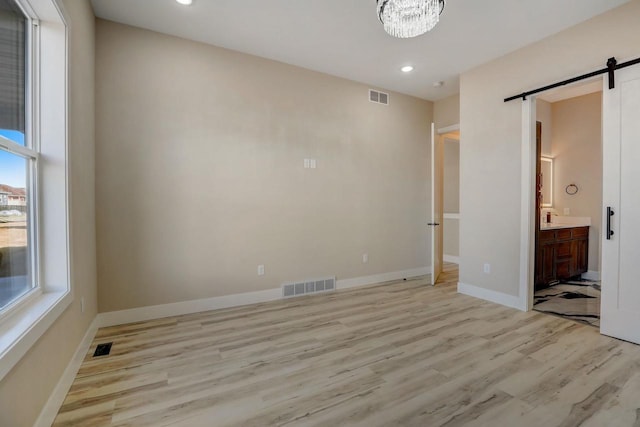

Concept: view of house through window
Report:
left=0, top=0, right=34, bottom=310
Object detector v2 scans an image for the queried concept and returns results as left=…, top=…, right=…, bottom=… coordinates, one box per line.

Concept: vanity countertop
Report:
left=540, top=216, right=591, bottom=230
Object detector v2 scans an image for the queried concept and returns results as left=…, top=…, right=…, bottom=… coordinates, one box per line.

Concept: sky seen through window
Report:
left=0, top=130, right=26, bottom=188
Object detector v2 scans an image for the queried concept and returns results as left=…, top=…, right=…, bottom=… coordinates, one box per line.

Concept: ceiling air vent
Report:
left=369, top=89, right=389, bottom=105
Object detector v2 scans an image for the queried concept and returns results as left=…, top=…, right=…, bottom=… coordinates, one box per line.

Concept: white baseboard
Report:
left=443, top=255, right=459, bottom=264
left=457, top=282, right=525, bottom=311
left=97, top=288, right=283, bottom=328
left=582, top=270, right=601, bottom=281
left=34, top=316, right=99, bottom=427
left=337, top=267, right=431, bottom=289
left=97, top=266, right=432, bottom=328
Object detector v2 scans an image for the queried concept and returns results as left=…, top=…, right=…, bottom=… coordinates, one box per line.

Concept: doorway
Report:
left=432, top=125, right=459, bottom=285
left=520, top=64, right=640, bottom=345
left=530, top=82, right=603, bottom=326
left=442, top=133, right=460, bottom=267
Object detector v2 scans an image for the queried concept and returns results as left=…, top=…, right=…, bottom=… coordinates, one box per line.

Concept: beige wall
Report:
left=0, top=1, right=97, bottom=426
left=443, top=139, right=460, bottom=214
left=536, top=99, right=553, bottom=157
left=434, top=94, right=460, bottom=130
left=443, top=218, right=459, bottom=258
left=435, top=95, right=460, bottom=261
left=95, top=20, right=433, bottom=312
left=460, top=0, right=640, bottom=296
left=443, top=138, right=460, bottom=258
left=552, top=92, right=602, bottom=273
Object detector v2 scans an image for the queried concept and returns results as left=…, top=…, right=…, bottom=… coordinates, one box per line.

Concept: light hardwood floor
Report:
left=54, top=264, right=640, bottom=426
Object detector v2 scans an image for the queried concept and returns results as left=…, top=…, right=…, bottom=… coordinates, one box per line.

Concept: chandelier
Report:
left=377, top=0, right=445, bottom=39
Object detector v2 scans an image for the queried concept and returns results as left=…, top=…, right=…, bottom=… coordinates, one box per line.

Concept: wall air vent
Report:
left=283, top=277, right=336, bottom=298
left=369, top=89, right=389, bottom=105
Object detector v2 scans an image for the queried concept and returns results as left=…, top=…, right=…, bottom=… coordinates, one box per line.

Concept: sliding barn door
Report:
left=601, top=66, right=640, bottom=344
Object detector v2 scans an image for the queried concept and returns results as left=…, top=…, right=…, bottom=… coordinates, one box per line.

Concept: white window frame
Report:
left=0, top=0, right=71, bottom=381
left=0, top=4, right=41, bottom=316
left=0, top=142, right=40, bottom=319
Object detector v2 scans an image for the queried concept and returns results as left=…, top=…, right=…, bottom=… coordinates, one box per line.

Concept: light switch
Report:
left=304, top=159, right=310, bottom=169
left=310, top=159, right=317, bottom=169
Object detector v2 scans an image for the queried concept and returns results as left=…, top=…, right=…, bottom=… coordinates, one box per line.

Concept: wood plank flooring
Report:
left=53, top=264, right=640, bottom=426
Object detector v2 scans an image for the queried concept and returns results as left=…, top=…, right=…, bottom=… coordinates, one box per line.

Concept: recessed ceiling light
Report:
left=401, top=65, right=414, bottom=73
left=176, top=0, right=193, bottom=5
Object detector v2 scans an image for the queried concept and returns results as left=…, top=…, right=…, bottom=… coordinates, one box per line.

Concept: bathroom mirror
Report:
left=541, top=157, right=553, bottom=207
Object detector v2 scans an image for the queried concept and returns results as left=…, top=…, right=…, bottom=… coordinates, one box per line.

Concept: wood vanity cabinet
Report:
left=535, top=226, right=589, bottom=290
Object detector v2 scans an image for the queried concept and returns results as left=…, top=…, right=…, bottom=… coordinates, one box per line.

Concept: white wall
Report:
left=0, top=1, right=97, bottom=425
left=460, top=0, right=640, bottom=298
left=95, top=20, right=433, bottom=312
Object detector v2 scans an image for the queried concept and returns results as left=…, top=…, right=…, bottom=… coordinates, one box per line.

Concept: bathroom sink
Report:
left=540, top=216, right=591, bottom=230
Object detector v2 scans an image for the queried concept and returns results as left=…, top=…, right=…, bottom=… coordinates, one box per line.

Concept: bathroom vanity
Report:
left=535, top=223, right=589, bottom=290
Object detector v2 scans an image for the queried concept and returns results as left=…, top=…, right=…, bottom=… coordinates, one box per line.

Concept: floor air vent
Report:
left=93, top=342, right=113, bottom=357
left=369, top=89, right=389, bottom=105
left=283, top=277, right=336, bottom=298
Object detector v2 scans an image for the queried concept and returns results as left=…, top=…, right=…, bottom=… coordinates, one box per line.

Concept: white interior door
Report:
left=430, top=123, right=443, bottom=285
left=601, top=66, right=640, bottom=344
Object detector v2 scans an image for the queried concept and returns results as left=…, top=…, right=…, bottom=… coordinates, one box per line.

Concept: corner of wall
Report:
left=457, top=282, right=526, bottom=311
left=0, top=0, right=98, bottom=425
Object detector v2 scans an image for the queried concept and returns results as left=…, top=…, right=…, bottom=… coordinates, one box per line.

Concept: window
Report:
left=0, top=0, right=70, bottom=381
left=0, top=0, right=37, bottom=313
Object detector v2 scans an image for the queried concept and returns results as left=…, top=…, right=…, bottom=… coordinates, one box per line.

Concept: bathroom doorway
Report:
left=531, top=80, right=603, bottom=326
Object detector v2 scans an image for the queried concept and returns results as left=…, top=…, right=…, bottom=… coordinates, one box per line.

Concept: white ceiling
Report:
left=90, top=0, right=630, bottom=101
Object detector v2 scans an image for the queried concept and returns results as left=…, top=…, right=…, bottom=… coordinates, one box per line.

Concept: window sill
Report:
left=0, top=290, right=71, bottom=381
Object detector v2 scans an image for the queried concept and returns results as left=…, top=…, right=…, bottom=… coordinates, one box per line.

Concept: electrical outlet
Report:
left=483, top=263, right=491, bottom=274
left=362, top=253, right=368, bottom=263
left=257, top=265, right=265, bottom=276
left=80, top=297, right=85, bottom=313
